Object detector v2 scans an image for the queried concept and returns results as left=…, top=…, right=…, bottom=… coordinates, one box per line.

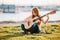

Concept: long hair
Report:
left=32, top=8, right=41, bottom=25
left=32, top=8, right=40, bottom=18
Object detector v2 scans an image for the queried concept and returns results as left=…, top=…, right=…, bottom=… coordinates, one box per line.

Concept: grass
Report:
left=0, top=23, right=60, bottom=40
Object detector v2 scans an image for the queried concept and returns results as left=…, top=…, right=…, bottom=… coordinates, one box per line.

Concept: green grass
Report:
left=0, top=23, right=60, bottom=40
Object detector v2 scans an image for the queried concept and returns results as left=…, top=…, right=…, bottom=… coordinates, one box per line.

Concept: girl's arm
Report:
left=41, top=15, right=49, bottom=24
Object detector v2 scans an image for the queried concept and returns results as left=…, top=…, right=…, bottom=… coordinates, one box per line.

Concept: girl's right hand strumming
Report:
left=32, top=17, right=38, bottom=22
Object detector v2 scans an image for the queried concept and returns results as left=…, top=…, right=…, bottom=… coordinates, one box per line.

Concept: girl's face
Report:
left=32, top=11, right=37, bottom=16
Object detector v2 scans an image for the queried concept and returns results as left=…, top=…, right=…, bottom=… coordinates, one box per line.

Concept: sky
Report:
left=0, top=0, right=60, bottom=6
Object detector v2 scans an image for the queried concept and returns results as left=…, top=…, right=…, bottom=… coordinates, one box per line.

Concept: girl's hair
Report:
left=32, top=8, right=40, bottom=18
left=32, top=8, right=41, bottom=25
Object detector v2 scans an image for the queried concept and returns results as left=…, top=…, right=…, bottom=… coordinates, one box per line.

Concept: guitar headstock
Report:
left=48, top=10, right=56, bottom=15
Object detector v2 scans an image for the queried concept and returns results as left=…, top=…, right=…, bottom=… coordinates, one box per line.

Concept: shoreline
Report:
left=0, top=22, right=60, bottom=27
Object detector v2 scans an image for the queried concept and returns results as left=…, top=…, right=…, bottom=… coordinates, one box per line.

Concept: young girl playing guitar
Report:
left=21, top=7, right=56, bottom=34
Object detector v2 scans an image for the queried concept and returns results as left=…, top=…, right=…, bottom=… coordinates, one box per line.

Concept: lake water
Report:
left=0, top=11, right=60, bottom=21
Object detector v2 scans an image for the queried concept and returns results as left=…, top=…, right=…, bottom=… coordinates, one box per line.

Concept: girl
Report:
left=21, top=8, right=49, bottom=34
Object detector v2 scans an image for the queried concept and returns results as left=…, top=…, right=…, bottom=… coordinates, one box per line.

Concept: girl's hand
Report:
left=32, top=17, right=38, bottom=20
left=32, top=17, right=38, bottom=22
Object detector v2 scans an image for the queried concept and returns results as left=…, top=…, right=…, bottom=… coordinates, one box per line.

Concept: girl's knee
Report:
left=21, top=24, right=24, bottom=27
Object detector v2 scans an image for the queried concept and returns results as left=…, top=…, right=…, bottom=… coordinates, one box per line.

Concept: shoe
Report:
left=26, top=32, right=31, bottom=35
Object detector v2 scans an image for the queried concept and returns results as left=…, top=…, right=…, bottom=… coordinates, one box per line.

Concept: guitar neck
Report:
left=33, top=10, right=56, bottom=22
left=33, top=13, right=49, bottom=22
left=40, top=13, right=49, bottom=18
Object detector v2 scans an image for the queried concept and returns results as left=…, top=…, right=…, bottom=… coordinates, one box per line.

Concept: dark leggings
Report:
left=21, top=23, right=40, bottom=34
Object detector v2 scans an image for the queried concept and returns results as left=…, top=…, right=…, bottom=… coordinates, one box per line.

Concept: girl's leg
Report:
left=30, top=23, right=40, bottom=34
left=21, top=24, right=26, bottom=33
left=21, top=24, right=31, bottom=34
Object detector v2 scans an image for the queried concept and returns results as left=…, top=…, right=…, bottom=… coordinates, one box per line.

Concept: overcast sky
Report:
left=0, top=0, right=60, bottom=6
